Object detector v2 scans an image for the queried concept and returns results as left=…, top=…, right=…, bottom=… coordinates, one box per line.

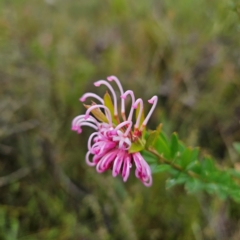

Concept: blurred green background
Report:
left=0, top=0, right=240, bottom=239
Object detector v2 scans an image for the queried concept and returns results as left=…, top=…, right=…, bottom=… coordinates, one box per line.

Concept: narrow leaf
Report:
left=170, top=132, right=179, bottom=159
left=180, top=147, right=193, bottom=169
left=103, top=91, right=118, bottom=125
left=154, top=132, right=171, bottom=159
left=135, top=103, right=145, bottom=127
left=199, top=157, right=217, bottom=178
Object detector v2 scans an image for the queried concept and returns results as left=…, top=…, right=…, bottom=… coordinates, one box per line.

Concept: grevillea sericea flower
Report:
left=72, top=76, right=158, bottom=187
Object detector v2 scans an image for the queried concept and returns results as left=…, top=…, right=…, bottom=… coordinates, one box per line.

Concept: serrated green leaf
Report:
left=170, top=132, right=179, bottom=159
left=233, top=142, right=240, bottom=155
left=103, top=91, right=118, bottom=125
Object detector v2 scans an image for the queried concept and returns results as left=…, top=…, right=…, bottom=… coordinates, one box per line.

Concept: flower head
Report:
left=72, top=76, right=158, bottom=187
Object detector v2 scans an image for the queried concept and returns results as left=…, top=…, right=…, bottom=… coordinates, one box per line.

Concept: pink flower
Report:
left=72, top=76, right=158, bottom=187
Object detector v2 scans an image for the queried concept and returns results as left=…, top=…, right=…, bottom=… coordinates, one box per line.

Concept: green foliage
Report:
left=151, top=164, right=172, bottom=174
left=145, top=123, right=162, bottom=149
left=103, top=91, right=118, bottom=125
left=0, top=208, right=19, bottom=240
left=145, top=128, right=240, bottom=203
left=170, top=132, right=179, bottom=159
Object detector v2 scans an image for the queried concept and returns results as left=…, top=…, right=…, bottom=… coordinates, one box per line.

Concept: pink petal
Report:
left=112, top=150, right=124, bottom=177
left=122, top=155, right=132, bottom=182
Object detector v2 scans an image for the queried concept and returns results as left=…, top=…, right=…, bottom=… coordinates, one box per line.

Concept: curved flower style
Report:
left=72, top=76, right=158, bottom=187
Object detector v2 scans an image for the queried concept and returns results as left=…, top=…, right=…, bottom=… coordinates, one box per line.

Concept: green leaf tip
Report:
left=170, top=132, right=179, bottom=159
left=129, top=139, right=145, bottom=154
left=145, top=123, right=162, bottom=149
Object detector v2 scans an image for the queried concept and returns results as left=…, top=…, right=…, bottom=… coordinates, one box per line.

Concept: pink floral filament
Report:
left=72, top=76, right=158, bottom=187
left=85, top=104, right=112, bottom=126
left=132, top=98, right=143, bottom=130
left=72, top=115, right=100, bottom=130
left=94, top=80, right=118, bottom=118
left=121, top=90, right=135, bottom=122
left=107, top=75, right=126, bottom=120
left=80, top=93, right=104, bottom=104
left=140, top=95, right=158, bottom=131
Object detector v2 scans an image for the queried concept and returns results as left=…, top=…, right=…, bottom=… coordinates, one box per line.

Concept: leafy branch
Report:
left=141, top=124, right=240, bottom=203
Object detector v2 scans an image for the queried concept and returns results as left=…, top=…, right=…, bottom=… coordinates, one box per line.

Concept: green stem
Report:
left=147, top=147, right=201, bottom=180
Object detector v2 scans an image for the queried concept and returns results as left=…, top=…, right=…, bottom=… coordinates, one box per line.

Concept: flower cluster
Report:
left=72, top=76, right=158, bottom=187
